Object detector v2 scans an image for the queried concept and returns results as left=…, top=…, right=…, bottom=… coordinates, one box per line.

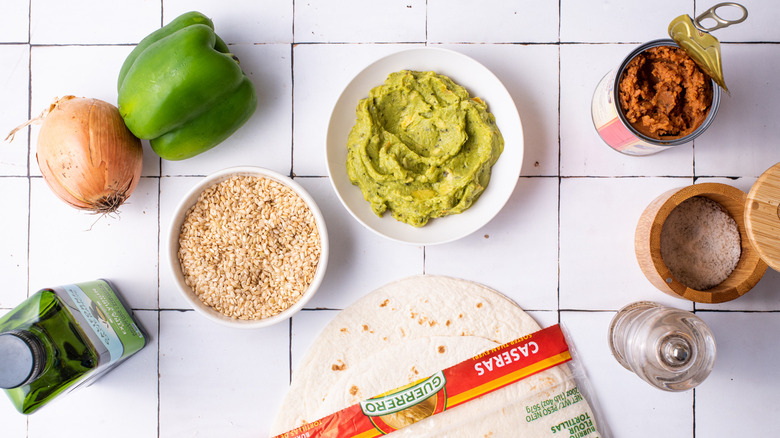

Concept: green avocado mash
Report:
left=346, top=70, right=504, bottom=227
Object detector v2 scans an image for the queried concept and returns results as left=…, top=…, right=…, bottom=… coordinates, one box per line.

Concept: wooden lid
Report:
left=746, top=162, right=780, bottom=271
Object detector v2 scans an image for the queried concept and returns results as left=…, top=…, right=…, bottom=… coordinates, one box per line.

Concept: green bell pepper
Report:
left=117, top=11, right=257, bottom=160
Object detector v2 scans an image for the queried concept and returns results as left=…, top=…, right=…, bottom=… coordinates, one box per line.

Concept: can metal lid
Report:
left=668, top=3, right=748, bottom=93
left=745, top=162, right=780, bottom=271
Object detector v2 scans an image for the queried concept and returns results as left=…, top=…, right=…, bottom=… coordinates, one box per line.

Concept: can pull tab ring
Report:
left=694, top=2, right=748, bottom=32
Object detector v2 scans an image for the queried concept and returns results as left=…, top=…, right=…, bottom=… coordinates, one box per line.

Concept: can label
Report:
left=591, top=70, right=637, bottom=151
left=591, top=69, right=673, bottom=156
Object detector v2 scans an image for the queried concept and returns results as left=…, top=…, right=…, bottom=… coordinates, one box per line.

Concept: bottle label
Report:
left=61, top=280, right=146, bottom=363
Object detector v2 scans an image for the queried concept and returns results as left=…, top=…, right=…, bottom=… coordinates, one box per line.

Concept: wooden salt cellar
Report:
left=635, top=173, right=780, bottom=303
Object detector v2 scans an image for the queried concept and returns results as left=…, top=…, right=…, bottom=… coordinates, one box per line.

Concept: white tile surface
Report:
left=559, top=176, right=696, bottom=311
left=428, top=0, right=559, bottom=43
left=0, top=178, right=28, bottom=308
left=297, top=177, right=423, bottom=309
left=694, top=44, right=780, bottom=177
left=159, top=310, right=289, bottom=437
left=426, top=177, right=559, bottom=311
left=0, top=0, right=29, bottom=43
left=28, top=177, right=159, bottom=310
left=294, top=0, right=426, bottom=43
left=29, top=45, right=128, bottom=108
left=163, top=1, right=294, bottom=44
left=1, top=1, right=780, bottom=436
left=561, top=0, right=693, bottom=43
left=0, top=394, right=26, bottom=437
left=0, top=44, right=29, bottom=176
left=695, top=311, right=780, bottom=437
left=30, top=0, right=160, bottom=45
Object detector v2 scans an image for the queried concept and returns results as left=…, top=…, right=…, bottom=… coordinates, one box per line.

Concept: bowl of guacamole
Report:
left=346, top=70, right=504, bottom=228
left=327, top=48, right=524, bottom=245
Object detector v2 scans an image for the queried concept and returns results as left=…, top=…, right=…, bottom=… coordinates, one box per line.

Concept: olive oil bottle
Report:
left=0, top=279, right=148, bottom=414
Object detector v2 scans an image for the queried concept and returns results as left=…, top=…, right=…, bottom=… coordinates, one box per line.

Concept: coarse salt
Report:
left=660, top=196, right=741, bottom=290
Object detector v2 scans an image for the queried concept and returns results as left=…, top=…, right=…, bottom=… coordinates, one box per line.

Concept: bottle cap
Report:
left=0, top=330, right=46, bottom=388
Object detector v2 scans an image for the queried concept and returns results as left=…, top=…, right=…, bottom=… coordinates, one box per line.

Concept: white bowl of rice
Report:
left=168, top=166, right=328, bottom=328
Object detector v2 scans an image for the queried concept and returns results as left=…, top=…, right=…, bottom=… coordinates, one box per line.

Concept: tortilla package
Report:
left=270, top=275, right=608, bottom=438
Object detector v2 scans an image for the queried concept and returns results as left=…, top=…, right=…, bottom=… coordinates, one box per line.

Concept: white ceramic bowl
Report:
left=326, top=47, right=524, bottom=245
left=167, top=166, right=329, bottom=329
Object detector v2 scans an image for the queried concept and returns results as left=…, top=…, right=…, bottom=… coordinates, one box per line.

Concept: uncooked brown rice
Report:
left=178, top=175, right=321, bottom=320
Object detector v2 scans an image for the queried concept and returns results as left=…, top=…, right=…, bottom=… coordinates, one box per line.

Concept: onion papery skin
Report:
left=36, top=96, right=143, bottom=214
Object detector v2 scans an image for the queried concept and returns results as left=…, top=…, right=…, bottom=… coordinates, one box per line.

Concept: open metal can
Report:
left=591, top=39, right=722, bottom=156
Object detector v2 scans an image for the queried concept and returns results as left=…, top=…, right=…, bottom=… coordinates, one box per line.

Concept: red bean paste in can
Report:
left=618, top=46, right=713, bottom=140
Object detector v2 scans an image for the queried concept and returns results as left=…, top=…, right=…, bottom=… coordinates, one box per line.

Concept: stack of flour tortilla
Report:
left=270, top=275, right=603, bottom=437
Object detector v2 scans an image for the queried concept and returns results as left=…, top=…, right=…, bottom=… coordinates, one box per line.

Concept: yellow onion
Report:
left=32, top=96, right=143, bottom=214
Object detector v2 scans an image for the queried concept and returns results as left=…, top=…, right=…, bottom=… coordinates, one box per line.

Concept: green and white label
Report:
left=62, top=280, right=145, bottom=363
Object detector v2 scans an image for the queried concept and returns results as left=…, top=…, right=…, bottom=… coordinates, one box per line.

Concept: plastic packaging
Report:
left=273, top=324, right=609, bottom=438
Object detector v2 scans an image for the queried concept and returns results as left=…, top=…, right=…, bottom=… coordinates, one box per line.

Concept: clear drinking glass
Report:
left=608, top=301, right=716, bottom=391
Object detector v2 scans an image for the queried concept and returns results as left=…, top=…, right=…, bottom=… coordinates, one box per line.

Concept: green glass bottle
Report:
left=0, top=279, right=148, bottom=414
